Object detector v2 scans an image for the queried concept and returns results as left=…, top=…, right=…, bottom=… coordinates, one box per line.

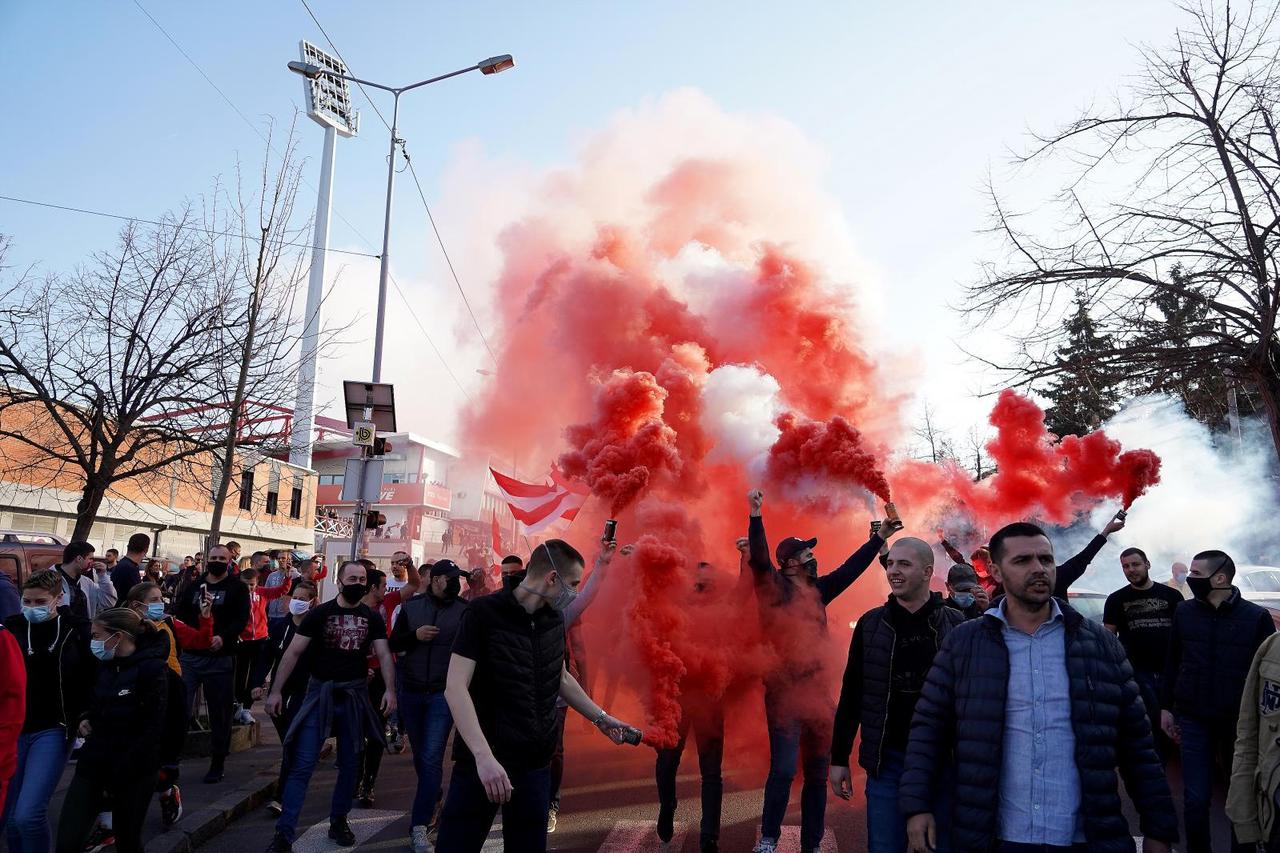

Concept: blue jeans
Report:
left=275, top=693, right=362, bottom=842
left=866, top=750, right=952, bottom=853
left=399, top=688, right=453, bottom=827
left=436, top=760, right=551, bottom=853
left=761, top=690, right=829, bottom=850
left=3, top=727, right=70, bottom=853
left=1178, top=714, right=1252, bottom=853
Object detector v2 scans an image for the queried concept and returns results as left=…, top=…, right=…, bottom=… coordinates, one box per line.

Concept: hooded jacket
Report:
left=3, top=608, right=94, bottom=744
left=76, top=627, right=169, bottom=778
left=1228, top=633, right=1280, bottom=843
left=899, top=601, right=1177, bottom=853
left=1162, top=587, right=1275, bottom=722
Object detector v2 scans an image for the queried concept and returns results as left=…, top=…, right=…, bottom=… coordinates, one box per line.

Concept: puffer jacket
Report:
left=76, top=627, right=169, bottom=779
left=1227, top=633, right=1280, bottom=843
left=1163, top=587, right=1275, bottom=722
left=899, top=601, right=1177, bottom=853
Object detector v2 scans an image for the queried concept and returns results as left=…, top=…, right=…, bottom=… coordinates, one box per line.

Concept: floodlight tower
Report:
left=288, top=40, right=360, bottom=470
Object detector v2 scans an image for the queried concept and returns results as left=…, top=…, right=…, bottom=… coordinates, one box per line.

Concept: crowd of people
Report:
left=4, top=495, right=1280, bottom=853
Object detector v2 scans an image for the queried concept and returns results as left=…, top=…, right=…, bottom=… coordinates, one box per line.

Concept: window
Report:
left=265, top=490, right=279, bottom=516
left=238, top=471, right=254, bottom=511
left=289, top=486, right=303, bottom=520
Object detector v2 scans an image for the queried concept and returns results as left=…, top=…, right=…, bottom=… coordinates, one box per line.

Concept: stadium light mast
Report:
left=288, top=41, right=360, bottom=470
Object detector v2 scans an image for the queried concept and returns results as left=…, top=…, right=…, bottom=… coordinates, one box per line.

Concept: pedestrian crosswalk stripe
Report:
left=290, top=809, right=403, bottom=853
left=480, top=821, right=503, bottom=852
left=598, top=819, right=687, bottom=851
left=763, top=826, right=839, bottom=852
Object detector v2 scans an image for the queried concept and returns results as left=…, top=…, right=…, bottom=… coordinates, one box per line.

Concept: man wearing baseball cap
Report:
left=943, top=563, right=990, bottom=620
left=745, top=488, right=903, bottom=853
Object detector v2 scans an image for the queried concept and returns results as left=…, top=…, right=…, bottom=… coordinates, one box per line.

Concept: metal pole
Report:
left=372, top=94, right=401, bottom=383
left=289, top=124, right=338, bottom=469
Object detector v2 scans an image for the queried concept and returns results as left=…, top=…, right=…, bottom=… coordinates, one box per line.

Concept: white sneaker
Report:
left=236, top=708, right=255, bottom=725
left=410, top=825, right=432, bottom=853
left=753, top=840, right=778, bottom=853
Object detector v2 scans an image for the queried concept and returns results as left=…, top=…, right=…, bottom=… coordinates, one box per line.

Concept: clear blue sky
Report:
left=0, top=0, right=1188, bottom=444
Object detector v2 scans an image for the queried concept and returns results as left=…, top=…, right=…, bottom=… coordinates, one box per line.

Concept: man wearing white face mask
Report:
left=436, top=539, right=639, bottom=853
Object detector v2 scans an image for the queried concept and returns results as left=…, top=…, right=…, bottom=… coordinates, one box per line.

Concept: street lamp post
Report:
left=288, top=55, right=515, bottom=383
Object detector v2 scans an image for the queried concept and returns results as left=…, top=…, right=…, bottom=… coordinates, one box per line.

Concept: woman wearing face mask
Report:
left=123, top=582, right=214, bottom=824
left=55, top=607, right=168, bottom=853
left=258, top=581, right=318, bottom=816
left=1, top=570, right=93, bottom=853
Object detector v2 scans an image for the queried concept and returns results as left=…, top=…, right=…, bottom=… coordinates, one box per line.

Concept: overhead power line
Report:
left=0, top=194, right=380, bottom=259
left=129, top=0, right=472, bottom=400
left=297, top=0, right=500, bottom=365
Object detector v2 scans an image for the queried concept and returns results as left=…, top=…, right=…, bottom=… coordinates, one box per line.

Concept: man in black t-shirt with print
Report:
left=436, top=539, right=638, bottom=853
left=263, top=561, right=397, bottom=853
left=1103, top=546, right=1184, bottom=762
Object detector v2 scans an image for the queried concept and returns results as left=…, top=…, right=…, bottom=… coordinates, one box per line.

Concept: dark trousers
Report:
left=997, top=844, right=1089, bottom=853
left=181, top=653, right=234, bottom=760
left=762, top=689, right=830, bottom=850
left=357, top=671, right=386, bottom=795
left=1179, top=714, right=1254, bottom=853
left=655, top=703, right=724, bottom=848
left=436, top=760, right=551, bottom=853
left=548, top=706, right=569, bottom=806
left=54, top=768, right=156, bottom=853
left=399, top=688, right=452, bottom=827
left=234, top=639, right=265, bottom=709
left=159, top=671, right=189, bottom=788
left=1134, top=670, right=1171, bottom=763
left=269, top=689, right=306, bottom=799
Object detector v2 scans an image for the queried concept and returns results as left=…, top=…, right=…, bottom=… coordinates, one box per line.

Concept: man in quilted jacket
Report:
left=900, top=521, right=1176, bottom=853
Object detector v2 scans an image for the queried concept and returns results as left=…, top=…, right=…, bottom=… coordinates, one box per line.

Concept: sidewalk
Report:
left=36, top=715, right=284, bottom=853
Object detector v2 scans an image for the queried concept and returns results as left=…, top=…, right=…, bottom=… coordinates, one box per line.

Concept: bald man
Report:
left=1167, top=561, right=1192, bottom=600
left=830, top=537, right=964, bottom=853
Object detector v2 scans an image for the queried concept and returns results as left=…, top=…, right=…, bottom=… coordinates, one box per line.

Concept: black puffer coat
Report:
left=77, top=627, right=169, bottom=780
left=1162, top=587, right=1275, bottom=722
left=899, top=601, right=1177, bottom=853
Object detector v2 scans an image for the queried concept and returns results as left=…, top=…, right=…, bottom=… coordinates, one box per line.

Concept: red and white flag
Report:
left=489, top=465, right=589, bottom=535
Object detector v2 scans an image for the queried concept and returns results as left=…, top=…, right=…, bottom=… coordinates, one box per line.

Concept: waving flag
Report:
left=489, top=465, right=589, bottom=535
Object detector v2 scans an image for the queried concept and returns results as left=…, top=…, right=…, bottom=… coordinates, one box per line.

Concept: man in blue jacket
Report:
left=900, top=522, right=1176, bottom=853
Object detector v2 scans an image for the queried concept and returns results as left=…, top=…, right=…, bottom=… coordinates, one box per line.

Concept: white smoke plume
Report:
left=699, top=364, right=782, bottom=470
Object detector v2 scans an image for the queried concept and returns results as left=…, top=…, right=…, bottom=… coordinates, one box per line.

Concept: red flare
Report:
left=764, top=411, right=891, bottom=506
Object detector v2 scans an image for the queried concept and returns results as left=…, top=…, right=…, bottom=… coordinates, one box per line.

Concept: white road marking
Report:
left=480, top=820, right=503, bottom=852
left=598, top=819, right=687, bottom=851
left=291, top=809, right=402, bottom=853
left=763, top=825, right=839, bottom=852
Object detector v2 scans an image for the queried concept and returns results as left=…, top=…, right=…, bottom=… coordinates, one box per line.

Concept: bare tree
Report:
left=968, top=1, right=1280, bottom=459
left=0, top=217, right=245, bottom=539
left=963, top=426, right=992, bottom=481
left=912, top=401, right=956, bottom=463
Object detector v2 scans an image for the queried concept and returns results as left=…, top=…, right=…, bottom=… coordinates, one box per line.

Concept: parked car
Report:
left=1237, top=566, right=1280, bottom=628
left=1067, top=588, right=1108, bottom=624
left=0, top=530, right=68, bottom=587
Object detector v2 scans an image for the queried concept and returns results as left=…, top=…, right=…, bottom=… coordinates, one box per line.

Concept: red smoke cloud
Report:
left=455, top=95, right=1160, bottom=762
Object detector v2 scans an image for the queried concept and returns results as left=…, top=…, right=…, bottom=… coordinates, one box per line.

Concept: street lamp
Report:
left=288, top=53, right=515, bottom=383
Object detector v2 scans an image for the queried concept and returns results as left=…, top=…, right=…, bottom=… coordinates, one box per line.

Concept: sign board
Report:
left=317, top=480, right=451, bottom=511
left=352, top=421, right=376, bottom=447
left=339, top=458, right=385, bottom=503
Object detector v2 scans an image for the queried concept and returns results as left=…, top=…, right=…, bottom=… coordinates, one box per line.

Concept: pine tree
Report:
left=1042, top=293, right=1121, bottom=437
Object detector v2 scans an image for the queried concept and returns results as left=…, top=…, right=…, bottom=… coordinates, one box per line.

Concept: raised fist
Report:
left=748, top=490, right=764, bottom=515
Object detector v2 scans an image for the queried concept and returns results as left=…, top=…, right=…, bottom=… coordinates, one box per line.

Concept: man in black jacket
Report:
left=174, top=544, right=249, bottom=784
left=110, top=533, right=149, bottom=605
left=942, top=563, right=988, bottom=620
left=830, top=537, right=963, bottom=853
left=436, top=539, right=636, bottom=853
left=901, top=522, right=1176, bottom=853
left=390, top=560, right=468, bottom=853
left=746, top=489, right=901, bottom=853
left=1161, top=549, right=1275, bottom=853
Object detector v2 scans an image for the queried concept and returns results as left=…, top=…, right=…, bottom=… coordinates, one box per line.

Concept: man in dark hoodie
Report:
left=391, top=560, right=468, bottom=853
left=746, top=488, right=902, bottom=853
left=830, top=538, right=964, bottom=853
left=173, top=544, right=249, bottom=784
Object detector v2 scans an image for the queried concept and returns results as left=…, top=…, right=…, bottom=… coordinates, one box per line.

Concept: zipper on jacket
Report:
left=876, top=615, right=897, bottom=776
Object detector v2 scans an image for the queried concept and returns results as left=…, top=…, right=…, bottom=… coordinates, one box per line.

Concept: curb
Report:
left=145, top=763, right=280, bottom=853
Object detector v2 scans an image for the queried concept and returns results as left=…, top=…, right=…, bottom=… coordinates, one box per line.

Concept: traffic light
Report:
left=372, top=436, right=392, bottom=456
left=366, top=510, right=387, bottom=529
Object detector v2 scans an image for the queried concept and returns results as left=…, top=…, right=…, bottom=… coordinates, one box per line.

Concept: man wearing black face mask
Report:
left=1162, top=549, right=1275, bottom=853
left=174, top=543, right=249, bottom=784
left=500, top=555, right=525, bottom=593
left=390, top=560, right=468, bottom=853
left=264, top=561, right=396, bottom=853
left=746, top=489, right=901, bottom=853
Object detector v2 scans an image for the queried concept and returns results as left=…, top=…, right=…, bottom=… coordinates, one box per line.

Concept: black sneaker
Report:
left=657, top=799, right=675, bottom=842
left=203, top=761, right=225, bottom=784
left=328, top=818, right=356, bottom=847
left=82, top=825, right=114, bottom=853
left=160, top=785, right=184, bottom=825
left=266, top=832, right=293, bottom=853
